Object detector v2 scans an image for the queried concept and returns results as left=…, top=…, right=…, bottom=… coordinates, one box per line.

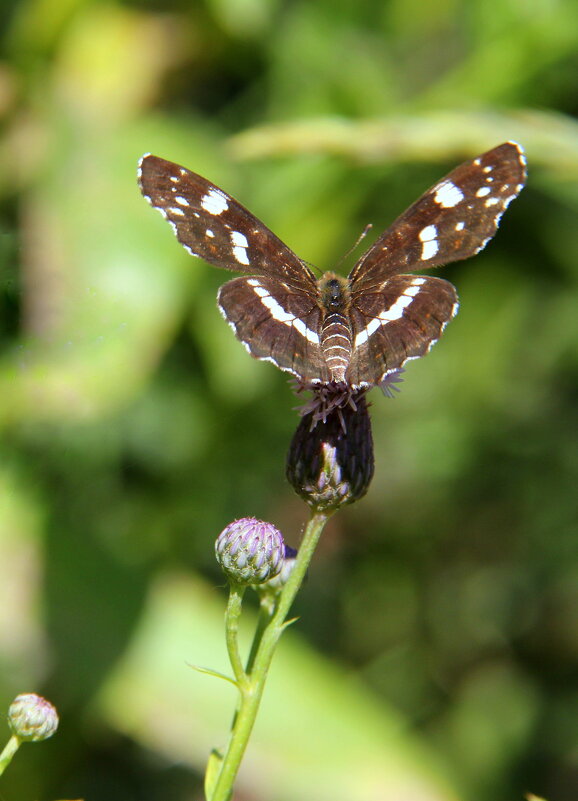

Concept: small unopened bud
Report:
left=8, top=694, right=59, bottom=742
left=286, top=392, right=374, bottom=511
left=256, top=545, right=298, bottom=594
left=216, top=517, right=285, bottom=585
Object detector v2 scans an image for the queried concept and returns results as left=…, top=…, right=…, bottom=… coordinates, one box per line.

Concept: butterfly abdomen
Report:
left=318, top=274, right=352, bottom=383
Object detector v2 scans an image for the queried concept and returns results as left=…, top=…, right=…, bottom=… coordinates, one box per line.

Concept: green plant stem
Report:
left=225, top=584, right=246, bottom=685
left=0, top=736, right=21, bottom=775
left=244, top=602, right=273, bottom=677
left=209, top=509, right=332, bottom=801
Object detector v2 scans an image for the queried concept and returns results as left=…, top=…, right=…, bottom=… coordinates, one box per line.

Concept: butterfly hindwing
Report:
left=217, top=276, right=326, bottom=383
left=347, top=275, right=459, bottom=386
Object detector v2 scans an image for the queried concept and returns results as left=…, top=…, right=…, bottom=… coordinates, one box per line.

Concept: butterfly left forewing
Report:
left=138, top=155, right=318, bottom=292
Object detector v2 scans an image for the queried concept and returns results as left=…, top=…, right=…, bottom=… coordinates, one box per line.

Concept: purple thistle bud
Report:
left=286, top=392, right=374, bottom=511
left=8, top=694, right=59, bottom=742
left=255, top=545, right=298, bottom=594
left=216, top=517, right=285, bottom=585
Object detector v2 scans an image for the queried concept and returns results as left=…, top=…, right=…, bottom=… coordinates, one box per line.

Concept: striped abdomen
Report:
left=320, top=312, right=352, bottom=383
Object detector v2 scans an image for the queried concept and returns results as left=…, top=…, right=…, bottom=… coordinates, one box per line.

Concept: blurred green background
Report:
left=1, top=0, right=577, bottom=799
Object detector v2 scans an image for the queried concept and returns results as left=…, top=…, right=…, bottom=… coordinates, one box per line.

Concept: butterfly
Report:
left=138, top=142, right=525, bottom=389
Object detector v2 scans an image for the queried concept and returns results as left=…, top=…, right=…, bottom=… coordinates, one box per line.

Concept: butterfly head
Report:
left=318, top=272, right=350, bottom=313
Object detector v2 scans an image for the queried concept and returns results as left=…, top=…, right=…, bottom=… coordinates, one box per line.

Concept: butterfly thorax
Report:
left=318, top=273, right=352, bottom=383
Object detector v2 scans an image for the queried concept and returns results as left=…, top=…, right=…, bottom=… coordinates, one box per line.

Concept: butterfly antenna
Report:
left=335, top=223, right=373, bottom=270
left=302, top=224, right=373, bottom=277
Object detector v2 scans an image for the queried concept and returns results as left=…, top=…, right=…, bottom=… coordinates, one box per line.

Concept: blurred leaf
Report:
left=229, top=109, right=578, bottom=177
left=206, top=0, right=280, bottom=38
left=0, top=463, right=45, bottom=692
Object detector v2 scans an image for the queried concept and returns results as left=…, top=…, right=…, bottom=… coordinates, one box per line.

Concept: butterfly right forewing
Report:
left=343, top=142, right=525, bottom=386
left=349, top=141, right=526, bottom=290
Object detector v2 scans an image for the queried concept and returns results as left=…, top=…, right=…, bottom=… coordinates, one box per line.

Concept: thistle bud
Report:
left=8, top=694, right=59, bottom=742
left=216, top=517, right=285, bottom=585
left=286, top=391, right=374, bottom=511
left=255, top=545, right=298, bottom=594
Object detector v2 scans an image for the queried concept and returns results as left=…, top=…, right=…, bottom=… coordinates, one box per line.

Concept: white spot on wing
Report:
left=247, top=279, right=319, bottom=344
left=419, top=225, right=437, bottom=241
left=218, top=297, right=301, bottom=378
left=233, top=246, right=250, bottom=265
left=231, top=231, right=249, bottom=248
left=378, top=294, right=413, bottom=321
left=230, top=230, right=250, bottom=265
left=476, top=186, right=491, bottom=197
left=434, top=180, right=464, bottom=208
left=405, top=276, right=426, bottom=295
left=419, top=224, right=438, bottom=260
left=174, top=195, right=190, bottom=206
left=294, top=318, right=319, bottom=343
left=355, top=318, right=380, bottom=347
left=201, top=188, right=229, bottom=215
left=354, top=278, right=426, bottom=348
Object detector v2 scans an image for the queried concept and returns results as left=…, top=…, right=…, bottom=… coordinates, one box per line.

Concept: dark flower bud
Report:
left=286, top=391, right=374, bottom=511
left=216, top=517, right=285, bottom=585
left=8, top=694, right=59, bottom=742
